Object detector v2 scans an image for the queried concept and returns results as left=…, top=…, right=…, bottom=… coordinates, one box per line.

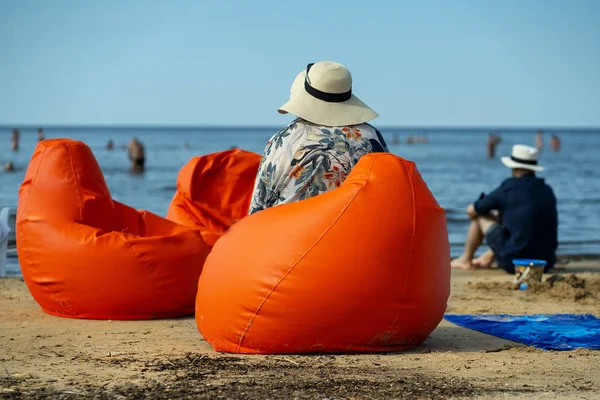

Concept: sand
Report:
left=1, top=260, right=599, bottom=399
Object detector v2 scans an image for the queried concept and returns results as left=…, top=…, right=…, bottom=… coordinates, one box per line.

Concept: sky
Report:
left=1, top=0, right=599, bottom=127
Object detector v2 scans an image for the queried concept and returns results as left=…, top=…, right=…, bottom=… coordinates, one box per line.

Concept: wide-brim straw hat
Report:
left=277, top=61, right=379, bottom=127
left=501, top=144, right=545, bottom=171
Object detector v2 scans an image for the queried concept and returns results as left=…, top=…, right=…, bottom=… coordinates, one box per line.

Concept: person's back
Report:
left=249, top=118, right=387, bottom=213
left=494, top=175, right=557, bottom=267
left=249, top=61, right=385, bottom=214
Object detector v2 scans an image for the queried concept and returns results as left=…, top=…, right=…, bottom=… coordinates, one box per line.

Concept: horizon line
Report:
left=1, top=123, right=600, bottom=132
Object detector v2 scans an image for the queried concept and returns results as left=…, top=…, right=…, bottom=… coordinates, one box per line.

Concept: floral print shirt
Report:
left=249, top=118, right=388, bottom=214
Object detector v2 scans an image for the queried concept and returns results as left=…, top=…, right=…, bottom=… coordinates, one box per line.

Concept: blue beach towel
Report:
left=444, top=314, right=600, bottom=351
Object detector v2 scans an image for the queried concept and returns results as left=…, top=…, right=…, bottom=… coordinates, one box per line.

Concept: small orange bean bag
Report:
left=195, top=152, right=450, bottom=354
left=166, top=148, right=261, bottom=248
left=16, top=139, right=209, bottom=320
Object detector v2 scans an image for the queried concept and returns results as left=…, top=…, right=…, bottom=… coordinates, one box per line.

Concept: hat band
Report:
left=511, top=155, right=537, bottom=166
left=304, top=80, right=352, bottom=103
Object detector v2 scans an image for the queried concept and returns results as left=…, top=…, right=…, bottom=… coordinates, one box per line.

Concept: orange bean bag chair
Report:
left=194, top=152, right=450, bottom=354
left=16, top=139, right=210, bottom=320
left=166, top=148, right=261, bottom=248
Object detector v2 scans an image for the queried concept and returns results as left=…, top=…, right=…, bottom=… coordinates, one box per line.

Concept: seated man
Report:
left=451, top=144, right=558, bottom=273
left=249, top=61, right=388, bottom=214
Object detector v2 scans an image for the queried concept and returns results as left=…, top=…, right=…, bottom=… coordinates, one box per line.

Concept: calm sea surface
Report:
left=2, top=126, right=599, bottom=275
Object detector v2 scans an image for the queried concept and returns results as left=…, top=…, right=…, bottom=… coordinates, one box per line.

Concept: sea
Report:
left=1, top=126, right=599, bottom=276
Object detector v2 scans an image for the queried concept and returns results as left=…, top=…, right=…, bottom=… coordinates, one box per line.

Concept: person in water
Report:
left=10, top=129, right=19, bottom=151
left=127, top=137, right=145, bottom=174
left=248, top=61, right=388, bottom=214
left=486, top=133, right=501, bottom=159
left=535, top=130, right=543, bottom=151
left=550, top=134, right=561, bottom=152
left=3, top=161, right=14, bottom=173
left=37, top=128, right=45, bottom=142
left=451, top=145, right=557, bottom=273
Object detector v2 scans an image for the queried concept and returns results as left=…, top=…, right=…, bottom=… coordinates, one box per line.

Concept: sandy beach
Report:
left=1, top=259, right=599, bottom=400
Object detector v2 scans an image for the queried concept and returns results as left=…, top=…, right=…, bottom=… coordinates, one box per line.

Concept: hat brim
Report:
left=501, top=156, right=544, bottom=172
left=278, top=90, right=379, bottom=127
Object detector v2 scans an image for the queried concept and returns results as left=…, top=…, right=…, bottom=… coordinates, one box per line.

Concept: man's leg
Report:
left=472, top=249, right=495, bottom=268
left=451, top=216, right=497, bottom=270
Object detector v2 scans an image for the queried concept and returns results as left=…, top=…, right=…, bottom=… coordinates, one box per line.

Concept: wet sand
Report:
left=1, top=261, right=599, bottom=399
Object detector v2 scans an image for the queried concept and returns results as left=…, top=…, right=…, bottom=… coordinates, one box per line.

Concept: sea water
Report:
left=1, top=126, right=599, bottom=275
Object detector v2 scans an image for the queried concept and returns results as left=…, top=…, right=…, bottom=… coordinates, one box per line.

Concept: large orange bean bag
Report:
left=166, top=148, right=261, bottom=248
left=16, top=139, right=209, bottom=320
left=195, top=152, right=450, bottom=354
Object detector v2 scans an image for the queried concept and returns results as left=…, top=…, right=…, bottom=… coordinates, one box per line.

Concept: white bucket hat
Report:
left=277, top=61, right=379, bottom=127
left=501, top=144, right=544, bottom=172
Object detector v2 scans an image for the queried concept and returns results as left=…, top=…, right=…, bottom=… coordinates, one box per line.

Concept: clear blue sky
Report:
left=1, top=0, right=599, bottom=127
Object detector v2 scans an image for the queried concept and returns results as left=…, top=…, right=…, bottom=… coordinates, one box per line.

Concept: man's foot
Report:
left=450, top=257, right=473, bottom=270
left=472, top=250, right=495, bottom=268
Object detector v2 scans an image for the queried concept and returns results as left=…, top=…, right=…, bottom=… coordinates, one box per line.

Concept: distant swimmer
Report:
left=3, top=161, right=14, bottom=173
left=486, top=133, right=501, bottom=159
left=37, top=128, right=45, bottom=142
left=550, top=134, right=561, bottom=152
left=106, top=140, right=114, bottom=150
left=127, top=137, right=145, bottom=174
left=535, top=130, right=543, bottom=151
left=10, top=129, right=19, bottom=151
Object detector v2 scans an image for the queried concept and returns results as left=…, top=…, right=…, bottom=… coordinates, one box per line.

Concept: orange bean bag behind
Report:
left=16, top=139, right=210, bottom=320
left=195, top=153, right=450, bottom=354
left=166, top=148, right=261, bottom=248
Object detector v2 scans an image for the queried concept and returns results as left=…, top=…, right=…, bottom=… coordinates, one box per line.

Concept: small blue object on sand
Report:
left=513, top=259, right=547, bottom=267
left=445, top=314, right=600, bottom=351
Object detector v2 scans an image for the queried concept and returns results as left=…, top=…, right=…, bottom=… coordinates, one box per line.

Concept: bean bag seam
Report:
left=52, top=143, right=85, bottom=316
left=386, top=160, right=417, bottom=335
left=235, top=154, right=380, bottom=352
left=67, top=144, right=85, bottom=222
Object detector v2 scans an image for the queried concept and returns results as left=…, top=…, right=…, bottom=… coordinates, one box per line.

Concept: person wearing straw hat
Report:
left=451, top=144, right=558, bottom=273
left=248, top=61, right=388, bottom=215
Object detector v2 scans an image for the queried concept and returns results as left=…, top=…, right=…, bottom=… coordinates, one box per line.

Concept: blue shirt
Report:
left=474, top=175, right=558, bottom=267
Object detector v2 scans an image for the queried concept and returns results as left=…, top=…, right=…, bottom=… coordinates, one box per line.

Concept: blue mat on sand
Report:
left=444, top=314, right=600, bottom=351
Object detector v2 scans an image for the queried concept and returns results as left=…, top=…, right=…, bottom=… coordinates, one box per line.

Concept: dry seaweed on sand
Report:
left=0, top=353, right=539, bottom=400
